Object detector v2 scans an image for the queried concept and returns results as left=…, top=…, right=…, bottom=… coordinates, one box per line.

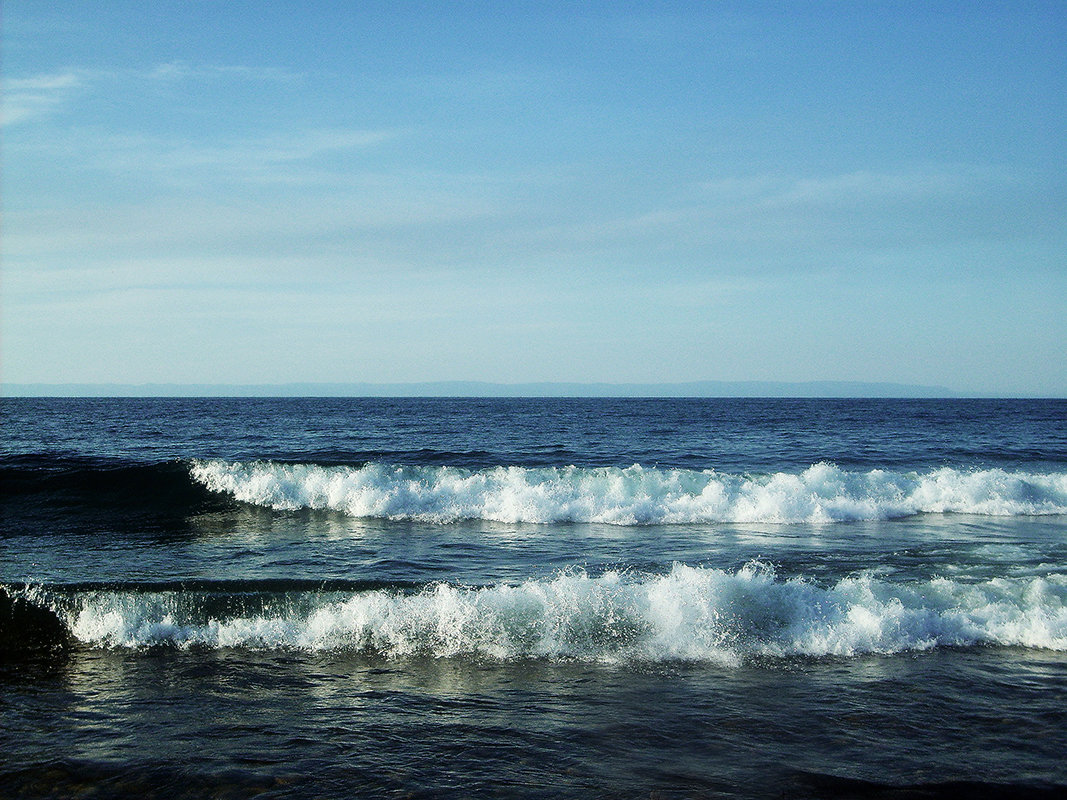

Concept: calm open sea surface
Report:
left=2, top=397, right=1066, bottom=799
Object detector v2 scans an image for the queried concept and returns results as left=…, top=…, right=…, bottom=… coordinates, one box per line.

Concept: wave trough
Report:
left=189, top=460, right=1067, bottom=525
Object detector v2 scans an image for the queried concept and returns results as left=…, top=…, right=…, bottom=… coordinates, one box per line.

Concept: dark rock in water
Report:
left=0, top=587, right=69, bottom=656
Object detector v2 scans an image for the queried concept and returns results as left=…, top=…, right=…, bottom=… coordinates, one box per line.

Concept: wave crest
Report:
left=15, top=565, right=1067, bottom=661
left=189, top=460, right=1067, bottom=524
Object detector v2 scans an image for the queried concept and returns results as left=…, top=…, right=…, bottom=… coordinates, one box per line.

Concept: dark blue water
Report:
left=2, top=397, right=1066, bottom=798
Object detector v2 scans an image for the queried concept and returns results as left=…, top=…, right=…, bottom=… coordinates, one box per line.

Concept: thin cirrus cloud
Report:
left=2, top=61, right=300, bottom=127
left=145, top=60, right=303, bottom=83
left=4, top=70, right=402, bottom=189
left=501, top=164, right=1045, bottom=267
left=78, top=128, right=402, bottom=178
left=3, top=185, right=506, bottom=264
left=1, top=71, right=83, bottom=126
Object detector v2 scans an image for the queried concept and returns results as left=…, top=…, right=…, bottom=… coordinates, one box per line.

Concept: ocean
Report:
left=2, top=397, right=1065, bottom=799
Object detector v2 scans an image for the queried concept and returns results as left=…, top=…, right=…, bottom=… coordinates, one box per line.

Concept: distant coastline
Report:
left=1, top=380, right=966, bottom=398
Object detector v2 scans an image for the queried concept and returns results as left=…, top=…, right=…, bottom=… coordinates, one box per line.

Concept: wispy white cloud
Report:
left=488, top=164, right=1056, bottom=276
left=1, top=177, right=506, bottom=268
left=2, top=61, right=303, bottom=127
left=8, top=120, right=402, bottom=189
left=763, top=169, right=986, bottom=207
left=698, top=167, right=1011, bottom=207
left=145, top=60, right=303, bottom=83
left=5, top=73, right=83, bottom=91
left=85, top=128, right=400, bottom=175
left=2, top=70, right=84, bottom=126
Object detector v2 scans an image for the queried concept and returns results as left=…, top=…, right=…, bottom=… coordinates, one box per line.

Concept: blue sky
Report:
left=3, top=1, right=1065, bottom=395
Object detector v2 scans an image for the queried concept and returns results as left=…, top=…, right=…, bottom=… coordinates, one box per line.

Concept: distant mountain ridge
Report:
left=3, top=380, right=960, bottom=397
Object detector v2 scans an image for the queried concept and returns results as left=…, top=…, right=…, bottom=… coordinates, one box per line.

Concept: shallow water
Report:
left=3, top=646, right=1066, bottom=798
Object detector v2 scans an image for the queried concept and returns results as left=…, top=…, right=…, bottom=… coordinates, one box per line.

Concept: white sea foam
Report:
left=37, top=565, right=1067, bottom=661
left=189, top=460, right=1067, bottom=525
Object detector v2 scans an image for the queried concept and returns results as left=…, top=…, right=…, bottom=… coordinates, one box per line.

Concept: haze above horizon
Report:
left=2, top=2, right=1064, bottom=396
left=0, top=379, right=1007, bottom=399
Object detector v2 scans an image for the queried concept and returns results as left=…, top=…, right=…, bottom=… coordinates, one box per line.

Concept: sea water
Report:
left=1, top=397, right=1065, bottom=798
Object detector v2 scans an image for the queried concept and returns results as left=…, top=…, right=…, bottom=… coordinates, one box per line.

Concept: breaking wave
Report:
left=189, top=460, right=1067, bottom=525
left=9, top=565, right=1066, bottom=662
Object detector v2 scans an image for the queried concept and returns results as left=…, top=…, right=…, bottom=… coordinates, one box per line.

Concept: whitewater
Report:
left=16, top=563, right=1066, bottom=661
left=190, top=459, right=1067, bottom=524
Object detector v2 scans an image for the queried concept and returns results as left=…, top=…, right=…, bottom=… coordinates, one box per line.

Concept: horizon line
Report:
left=4, top=379, right=1056, bottom=399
